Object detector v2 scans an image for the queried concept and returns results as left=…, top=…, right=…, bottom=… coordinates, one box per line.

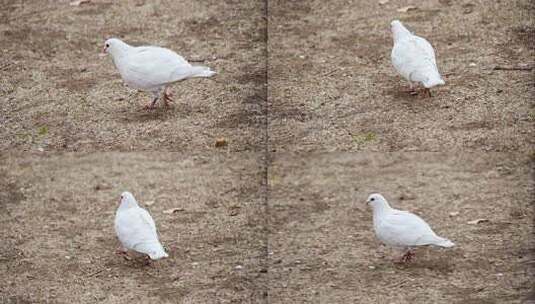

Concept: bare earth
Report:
left=0, top=152, right=267, bottom=303
left=268, top=0, right=534, bottom=152
left=268, top=153, right=533, bottom=303
left=1, top=0, right=267, bottom=153
left=0, top=0, right=534, bottom=303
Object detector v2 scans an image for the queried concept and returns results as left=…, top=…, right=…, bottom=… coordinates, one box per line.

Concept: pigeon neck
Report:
left=110, top=41, right=131, bottom=59
left=372, top=200, right=393, bottom=218
left=392, top=25, right=411, bottom=43
left=118, top=200, right=138, bottom=211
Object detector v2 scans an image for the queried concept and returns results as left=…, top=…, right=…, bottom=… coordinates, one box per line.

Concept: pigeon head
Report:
left=366, top=193, right=389, bottom=209
left=390, top=20, right=403, bottom=28
left=119, top=191, right=138, bottom=209
left=390, top=20, right=411, bottom=42
left=103, top=38, right=129, bottom=56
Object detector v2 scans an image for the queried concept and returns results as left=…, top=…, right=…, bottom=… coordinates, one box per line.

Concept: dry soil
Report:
left=0, top=0, right=533, bottom=303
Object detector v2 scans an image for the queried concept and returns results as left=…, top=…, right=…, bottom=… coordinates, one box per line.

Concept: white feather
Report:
left=114, top=192, right=168, bottom=260
left=104, top=38, right=215, bottom=96
left=367, top=193, right=454, bottom=249
left=390, top=20, right=445, bottom=88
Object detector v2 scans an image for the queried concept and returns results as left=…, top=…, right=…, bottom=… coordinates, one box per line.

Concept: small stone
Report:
left=215, top=138, right=228, bottom=148
left=468, top=218, right=489, bottom=225
left=70, top=0, right=91, bottom=6
left=397, top=5, right=417, bottom=12
left=228, top=206, right=240, bottom=216
left=163, top=208, right=184, bottom=214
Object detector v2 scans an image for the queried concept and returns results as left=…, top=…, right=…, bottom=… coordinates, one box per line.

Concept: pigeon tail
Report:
left=188, top=66, right=216, bottom=78
left=391, top=20, right=412, bottom=43
left=149, top=248, right=169, bottom=260
left=423, top=75, right=445, bottom=88
left=134, top=242, right=169, bottom=260
left=434, top=237, right=455, bottom=248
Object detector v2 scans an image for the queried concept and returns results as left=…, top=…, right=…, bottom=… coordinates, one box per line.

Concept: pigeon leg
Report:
left=163, top=87, right=174, bottom=107
left=423, top=88, right=432, bottom=98
left=115, top=247, right=132, bottom=260
left=143, top=255, right=152, bottom=266
left=408, top=82, right=418, bottom=95
left=144, top=89, right=163, bottom=110
left=400, top=249, right=415, bottom=263
left=144, top=97, right=159, bottom=110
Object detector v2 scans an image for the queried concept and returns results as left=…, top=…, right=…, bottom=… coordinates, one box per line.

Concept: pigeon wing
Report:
left=124, top=46, right=194, bottom=88
left=412, top=36, right=436, bottom=65
left=379, top=210, right=438, bottom=247
left=392, top=35, right=438, bottom=82
left=115, top=207, right=159, bottom=251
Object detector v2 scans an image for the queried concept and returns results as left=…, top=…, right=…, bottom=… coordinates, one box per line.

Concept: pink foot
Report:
left=395, top=250, right=415, bottom=264
left=163, top=88, right=174, bottom=107
left=115, top=247, right=132, bottom=260
left=144, top=97, right=158, bottom=110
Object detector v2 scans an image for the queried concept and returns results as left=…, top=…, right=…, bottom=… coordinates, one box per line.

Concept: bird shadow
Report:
left=113, top=254, right=158, bottom=269
left=384, top=86, right=432, bottom=102
left=394, top=248, right=459, bottom=275
left=118, top=105, right=189, bottom=123
left=401, top=257, right=455, bottom=275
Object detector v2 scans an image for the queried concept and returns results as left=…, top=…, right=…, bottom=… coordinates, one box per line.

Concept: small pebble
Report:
left=215, top=138, right=227, bottom=148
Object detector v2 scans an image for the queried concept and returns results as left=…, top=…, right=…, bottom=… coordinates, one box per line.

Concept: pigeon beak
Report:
left=102, top=46, right=107, bottom=54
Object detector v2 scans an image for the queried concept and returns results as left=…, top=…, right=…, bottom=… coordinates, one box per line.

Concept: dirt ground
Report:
left=1, top=0, right=534, bottom=303
left=1, top=0, right=267, bottom=153
left=0, top=152, right=267, bottom=303
left=268, top=0, right=534, bottom=152
left=268, top=153, right=534, bottom=303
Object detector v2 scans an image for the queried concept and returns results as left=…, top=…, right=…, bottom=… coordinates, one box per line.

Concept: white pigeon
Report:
left=366, top=193, right=454, bottom=263
left=114, top=192, right=168, bottom=260
left=390, top=20, right=445, bottom=96
left=103, top=38, right=216, bottom=109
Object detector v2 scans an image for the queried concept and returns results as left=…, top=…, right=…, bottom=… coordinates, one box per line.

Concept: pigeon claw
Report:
left=122, top=255, right=132, bottom=261
left=163, top=88, right=174, bottom=107
left=115, top=247, right=132, bottom=260
left=143, top=255, right=152, bottom=266
left=115, top=247, right=127, bottom=255
left=163, top=94, right=174, bottom=107
left=144, top=98, right=158, bottom=110
left=398, top=250, right=415, bottom=263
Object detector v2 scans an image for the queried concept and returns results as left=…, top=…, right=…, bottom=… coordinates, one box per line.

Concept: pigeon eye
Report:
left=370, top=198, right=375, bottom=202
left=106, top=43, right=110, bottom=48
